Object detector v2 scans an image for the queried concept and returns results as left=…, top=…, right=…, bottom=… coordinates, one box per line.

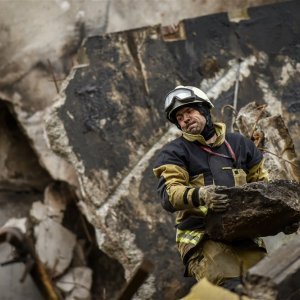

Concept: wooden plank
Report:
left=244, top=235, right=300, bottom=300
left=116, top=259, right=154, bottom=300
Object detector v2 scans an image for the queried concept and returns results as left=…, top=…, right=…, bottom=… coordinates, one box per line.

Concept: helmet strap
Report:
left=195, top=104, right=216, bottom=141
left=201, top=120, right=216, bottom=140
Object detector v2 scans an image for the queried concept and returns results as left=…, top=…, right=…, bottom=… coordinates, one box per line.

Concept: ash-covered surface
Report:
left=205, top=180, right=300, bottom=241
left=58, top=27, right=174, bottom=178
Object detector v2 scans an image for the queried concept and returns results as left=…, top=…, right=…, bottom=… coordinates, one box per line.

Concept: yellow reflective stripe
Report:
left=177, top=233, right=200, bottom=241
left=178, top=238, right=199, bottom=245
left=176, top=230, right=204, bottom=244
left=199, top=206, right=208, bottom=214
left=176, top=229, right=202, bottom=237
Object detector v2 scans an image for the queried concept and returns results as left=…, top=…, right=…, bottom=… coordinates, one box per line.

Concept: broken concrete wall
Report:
left=46, top=1, right=300, bottom=298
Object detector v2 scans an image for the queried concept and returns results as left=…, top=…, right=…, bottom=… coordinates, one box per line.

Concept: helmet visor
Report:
left=165, top=88, right=196, bottom=113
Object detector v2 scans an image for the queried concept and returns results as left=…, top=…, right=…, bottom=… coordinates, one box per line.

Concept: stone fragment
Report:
left=3, top=217, right=28, bottom=234
left=205, top=180, right=300, bottom=241
left=0, top=242, right=44, bottom=300
left=34, top=219, right=76, bottom=277
left=72, top=241, right=87, bottom=267
left=30, top=201, right=48, bottom=224
left=56, top=272, right=74, bottom=293
left=236, top=103, right=299, bottom=182
left=30, top=183, right=74, bottom=224
left=56, top=267, right=92, bottom=300
left=43, top=183, right=68, bottom=224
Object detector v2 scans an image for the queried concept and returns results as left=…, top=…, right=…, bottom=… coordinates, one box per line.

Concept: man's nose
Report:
left=183, top=113, right=190, bottom=123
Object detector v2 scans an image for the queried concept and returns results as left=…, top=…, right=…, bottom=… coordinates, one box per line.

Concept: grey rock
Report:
left=34, top=219, right=77, bottom=277
left=205, top=180, right=300, bottom=241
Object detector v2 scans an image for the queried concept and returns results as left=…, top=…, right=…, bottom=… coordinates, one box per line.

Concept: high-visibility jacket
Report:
left=153, top=123, right=268, bottom=264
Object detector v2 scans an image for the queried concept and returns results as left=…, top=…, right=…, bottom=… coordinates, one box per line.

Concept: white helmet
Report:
left=164, top=85, right=214, bottom=123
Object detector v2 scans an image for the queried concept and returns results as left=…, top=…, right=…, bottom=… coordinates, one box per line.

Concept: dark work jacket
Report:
left=153, top=123, right=268, bottom=263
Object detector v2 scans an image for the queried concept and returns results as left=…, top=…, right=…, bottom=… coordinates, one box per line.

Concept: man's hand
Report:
left=199, top=186, right=230, bottom=212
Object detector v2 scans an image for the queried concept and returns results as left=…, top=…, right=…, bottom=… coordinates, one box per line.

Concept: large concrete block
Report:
left=205, top=180, right=300, bottom=241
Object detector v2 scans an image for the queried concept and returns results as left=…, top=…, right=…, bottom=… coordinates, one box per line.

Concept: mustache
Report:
left=186, top=121, right=195, bottom=128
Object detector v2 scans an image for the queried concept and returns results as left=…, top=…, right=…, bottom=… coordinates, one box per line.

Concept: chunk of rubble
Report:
left=43, top=183, right=68, bottom=223
left=72, top=241, right=87, bottom=267
left=30, top=201, right=48, bottom=224
left=236, top=103, right=299, bottom=183
left=34, top=219, right=76, bottom=277
left=56, top=267, right=92, bottom=300
left=30, top=183, right=70, bottom=224
left=3, top=217, right=28, bottom=234
left=205, top=180, right=300, bottom=241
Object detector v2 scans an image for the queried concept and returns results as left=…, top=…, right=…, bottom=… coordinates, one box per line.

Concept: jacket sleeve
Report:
left=153, top=147, right=200, bottom=212
left=242, top=136, right=269, bottom=182
left=247, top=158, right=269, bottom=182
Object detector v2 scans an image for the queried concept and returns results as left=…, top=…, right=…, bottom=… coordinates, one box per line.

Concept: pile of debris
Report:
left=0, top=100, right=125, bottom=299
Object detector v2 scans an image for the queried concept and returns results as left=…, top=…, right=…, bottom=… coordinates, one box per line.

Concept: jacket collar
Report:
left=182, top=123, right=226, bottom=147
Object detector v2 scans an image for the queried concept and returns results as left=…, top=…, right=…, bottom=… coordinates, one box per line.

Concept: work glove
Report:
left=198, top=186, right=230, bottom=213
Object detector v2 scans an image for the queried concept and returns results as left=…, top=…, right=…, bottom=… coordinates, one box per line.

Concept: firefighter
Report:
left=153, top=85, right=269, bottom=290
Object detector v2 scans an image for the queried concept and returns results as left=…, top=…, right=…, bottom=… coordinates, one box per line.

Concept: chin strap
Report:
left=194, top=104, right=216, bottom=140
left=201, top=124, right=216, bottom=140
